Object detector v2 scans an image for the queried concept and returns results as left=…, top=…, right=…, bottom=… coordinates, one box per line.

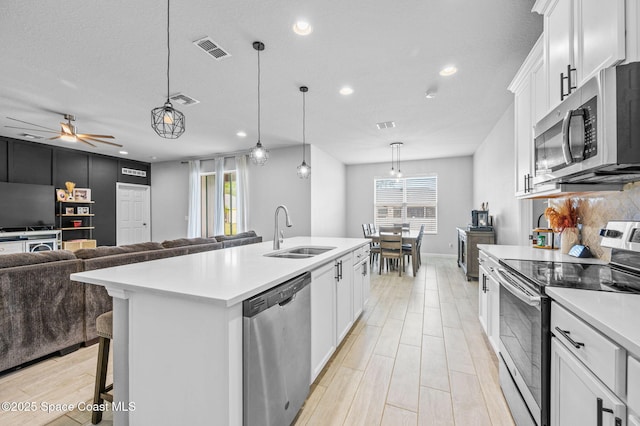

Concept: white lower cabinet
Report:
left=335, top=253, right=353, bottom=343
left=550, top=336, right=626, bottom=426
left=478, top=250, right=500, bottom=356
left=310, top=263, right=336, bottom=383
left=353, top=258, right=370, bottom=320
left=629, top=356, right=640, bottom=424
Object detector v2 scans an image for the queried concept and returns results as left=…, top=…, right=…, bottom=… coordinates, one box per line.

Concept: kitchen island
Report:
left=71, top=236, right=369, bottom=426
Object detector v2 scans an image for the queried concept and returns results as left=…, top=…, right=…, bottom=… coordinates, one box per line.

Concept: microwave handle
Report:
left=562, top=109, right=586, bottom=165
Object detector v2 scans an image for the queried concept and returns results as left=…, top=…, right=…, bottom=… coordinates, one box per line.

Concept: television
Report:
left=0, top=182, right=55, bottom=231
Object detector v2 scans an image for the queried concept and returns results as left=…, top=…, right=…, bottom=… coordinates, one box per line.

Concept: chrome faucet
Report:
left=273, top=205, right=293, bottom=250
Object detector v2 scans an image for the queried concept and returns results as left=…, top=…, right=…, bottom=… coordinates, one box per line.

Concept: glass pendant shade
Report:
left=250, top=41, right=269, bottom=165
left=151, top=101, right=185, bottom=138
left=151, top=0, right=185, bottom=139
left=297, top=160, right=310, bottom=178
left=250, top=140, right=269, bottom=165
left=390, top=142, right=403, bottom=178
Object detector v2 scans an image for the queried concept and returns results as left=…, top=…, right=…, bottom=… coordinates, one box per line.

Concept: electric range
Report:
left=496, top=220, right=640, bottom=426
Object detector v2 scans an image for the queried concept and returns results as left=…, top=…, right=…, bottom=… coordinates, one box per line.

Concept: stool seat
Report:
left=92, top=311, right=113, bottom=424
left=96, top=311, right=113, bottom=339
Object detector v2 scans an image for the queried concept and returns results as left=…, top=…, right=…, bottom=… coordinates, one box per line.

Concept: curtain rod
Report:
left=180, top=150, right=249, bottom=164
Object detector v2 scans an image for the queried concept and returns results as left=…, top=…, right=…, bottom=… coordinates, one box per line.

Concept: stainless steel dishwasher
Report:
left=243, top=272, right=311, bottom=426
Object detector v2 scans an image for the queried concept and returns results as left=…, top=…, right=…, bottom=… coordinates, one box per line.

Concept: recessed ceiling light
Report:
left=21, top=133, right=44, bottom=140
left=119, top=150, right=128, bottom=155
left=439, top=66, right=458, bottom=76
left=150, top=156, right=158, bottom=160
left=236, top=131, right=247, bottom=137
left=293, top=20, right=312, bottom=35
left=339, top=86, right=354, bottom=96
left=425, top=90, right=437, bottom=99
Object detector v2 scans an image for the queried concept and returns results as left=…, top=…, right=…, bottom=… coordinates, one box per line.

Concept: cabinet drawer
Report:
left=353, top=246, right=366, bottom=263
left=0, top=241, right=24, bottom=254
left=551, top=302, right=626, bottom=395
left=478, top=250, right=500, bottom=275
left=629, top=356, right=640, bottom=415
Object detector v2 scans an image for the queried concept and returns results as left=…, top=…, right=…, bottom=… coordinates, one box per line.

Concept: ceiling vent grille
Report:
left=376, top=121, right=396, bottom=130
left=169, top=93, right=200, bottom=106
left=193, top=37, right=231, bottom=60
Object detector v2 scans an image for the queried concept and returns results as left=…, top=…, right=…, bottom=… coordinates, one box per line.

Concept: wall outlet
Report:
left=529, top=234, right=533, bottom=240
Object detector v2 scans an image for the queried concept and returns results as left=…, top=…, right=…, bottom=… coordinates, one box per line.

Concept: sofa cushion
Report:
left=213, top=231, right=257, bottom=241
left=120, top=241, right=164, bottom=252
left=74, top=246, right=130, bottom=259
left=161, top=237, right=217, bottom=248
left=0, top=250, right=77, bottom=268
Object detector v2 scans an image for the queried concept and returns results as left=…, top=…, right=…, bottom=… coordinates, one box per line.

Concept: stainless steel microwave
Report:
left=533, top=62, right=640, bottom=185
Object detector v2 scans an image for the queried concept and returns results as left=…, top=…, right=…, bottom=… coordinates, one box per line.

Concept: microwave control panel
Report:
left=582, top=96, right=598, bottom=159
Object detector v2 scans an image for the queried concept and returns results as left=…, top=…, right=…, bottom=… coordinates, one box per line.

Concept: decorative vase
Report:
left=65, top=181, right=76, bottom=195
left=560, top=227, right=579, bottom=254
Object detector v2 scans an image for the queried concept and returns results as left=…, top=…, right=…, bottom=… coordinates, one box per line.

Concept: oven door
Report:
left=498, top=268, right=550, bottom=426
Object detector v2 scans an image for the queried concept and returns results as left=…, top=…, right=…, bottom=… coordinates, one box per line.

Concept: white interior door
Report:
left=116, top=183, right=151, bottom=245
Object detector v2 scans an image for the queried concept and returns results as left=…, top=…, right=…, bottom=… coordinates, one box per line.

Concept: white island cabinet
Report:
left=71, top=236, right=369, bottom=426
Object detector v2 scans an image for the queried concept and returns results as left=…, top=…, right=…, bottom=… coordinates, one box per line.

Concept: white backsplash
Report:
left=548, top=182, right=640, bottom=261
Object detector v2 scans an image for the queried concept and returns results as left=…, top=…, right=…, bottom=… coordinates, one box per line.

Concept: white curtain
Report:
left=213, top=157, right=225, bottom=235
left=235, top=155, right=249, bottom=233
left=187, top=160, right=201, bottom=238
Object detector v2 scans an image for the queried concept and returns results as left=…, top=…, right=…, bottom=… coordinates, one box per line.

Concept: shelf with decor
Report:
left=532, top=228, right=557, bottom=250
left=55, top=188, right=96, bottom=251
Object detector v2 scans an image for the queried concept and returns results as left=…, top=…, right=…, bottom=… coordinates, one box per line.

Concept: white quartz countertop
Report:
left=71, top=236, right=369, bottom=307
left=477, top=244, right=606, bottom=264
left=546, top=287, right=640, bottom=359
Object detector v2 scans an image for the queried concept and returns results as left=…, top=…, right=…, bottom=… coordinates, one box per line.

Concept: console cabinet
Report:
left=457, top=228, right=495, bottom=280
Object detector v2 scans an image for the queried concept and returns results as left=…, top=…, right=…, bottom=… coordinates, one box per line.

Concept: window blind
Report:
left=374, top=175, right=438, bottom=233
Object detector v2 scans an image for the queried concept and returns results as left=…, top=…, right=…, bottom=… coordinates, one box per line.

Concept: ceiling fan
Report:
left=5, top=114, right=122, bottom=148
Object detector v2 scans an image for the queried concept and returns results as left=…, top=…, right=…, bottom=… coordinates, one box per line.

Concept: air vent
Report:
left=169, top=93, right=200, bottom=106
left=376, top=121, right=396, bottom=130
left=193, top=37, right=231, bottom=60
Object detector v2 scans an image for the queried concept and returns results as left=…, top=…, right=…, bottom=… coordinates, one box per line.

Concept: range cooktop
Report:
left=500, top=259, right=640, bottom=294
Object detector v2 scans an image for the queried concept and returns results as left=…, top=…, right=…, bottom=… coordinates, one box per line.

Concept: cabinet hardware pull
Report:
left=335, top=262, right=340, bottom=281
left=561, top=71, right=569, bottom=101
left=568, top=64, right=577, bottom=93
left=596, top=397, right=615, bottom=426
left=554, top=327, right=585, bottom=348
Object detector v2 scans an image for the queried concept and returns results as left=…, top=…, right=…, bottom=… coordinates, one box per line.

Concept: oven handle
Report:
left=496, top=269, right=541, bottom=307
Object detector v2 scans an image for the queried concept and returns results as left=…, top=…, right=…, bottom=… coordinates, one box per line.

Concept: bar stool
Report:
left=92, top=311, right=113, bottom=424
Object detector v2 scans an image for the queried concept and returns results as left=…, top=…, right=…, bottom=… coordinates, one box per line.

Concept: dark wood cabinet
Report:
left=457, top=227, right=495, bottom=280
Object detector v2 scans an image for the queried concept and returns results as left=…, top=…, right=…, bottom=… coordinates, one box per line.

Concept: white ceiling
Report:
left=0, top=0, right=541, bottom=165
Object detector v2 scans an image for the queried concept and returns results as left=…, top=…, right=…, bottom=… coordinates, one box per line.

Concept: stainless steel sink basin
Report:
left=264, top=246, right=336, bottom=259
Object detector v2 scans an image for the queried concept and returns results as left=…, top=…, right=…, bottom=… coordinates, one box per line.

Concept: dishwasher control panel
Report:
left=243, top=272, right=311, bottom=317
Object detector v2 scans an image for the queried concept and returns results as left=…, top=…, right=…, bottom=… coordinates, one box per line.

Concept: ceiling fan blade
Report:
left=76, top=137, right=97, bottom=147
left=77, top=134, right=115, bottom=139
left=48, top=136, right=62, bottom=140
left=80, top=136, right=123, bottom=147
left=4, top=126, right=60, bottom=134
left=60, top=122, right=72, bottom=134
left=6, top=117, right=58, bottom=132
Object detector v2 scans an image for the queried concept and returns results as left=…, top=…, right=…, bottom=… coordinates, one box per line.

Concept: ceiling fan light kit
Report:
left=249, top=41, right=269, bottom=166
left=151, top=0, right=185, bottom=139
left=297, top=85, right=311, bottom=179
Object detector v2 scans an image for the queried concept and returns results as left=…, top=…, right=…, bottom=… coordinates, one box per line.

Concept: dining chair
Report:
left=363, top=224, right=380, bottom=266
left=361, top=223, right=371, bottom=237
left=378, top=226, right=403, bottom=276
left=369, top=223, right=377, bottom=234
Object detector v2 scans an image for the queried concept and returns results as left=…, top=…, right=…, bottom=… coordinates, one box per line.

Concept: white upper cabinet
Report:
left=575, top=0, right=626, bottom=87
left=509, top=36, right=545, bottom=196
left=534, top=0, right=626, bottom=111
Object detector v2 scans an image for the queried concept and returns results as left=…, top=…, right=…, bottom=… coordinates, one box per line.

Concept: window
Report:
left=200, top=171, right=237, bottom=237
left=374, top=176, right=438, bottom=233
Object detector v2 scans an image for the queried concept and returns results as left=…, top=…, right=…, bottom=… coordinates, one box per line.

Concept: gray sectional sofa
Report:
left=0, top=231, right=261, bottom=373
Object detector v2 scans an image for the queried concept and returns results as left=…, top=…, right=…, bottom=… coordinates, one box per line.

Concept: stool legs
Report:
left=92, top=336, right=111, bottom=424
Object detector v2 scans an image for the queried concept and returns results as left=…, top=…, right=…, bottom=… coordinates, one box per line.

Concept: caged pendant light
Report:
left=151, top=0, right=185, bottom=139
left=389, top=142, right=396, bottom=176
left=297, top=86, right=311, bottom=178
left=249, top=41, right=269, bottom=165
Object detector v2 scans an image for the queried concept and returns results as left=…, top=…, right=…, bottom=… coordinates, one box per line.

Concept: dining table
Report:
left=368, top=229, right=421, bottom=276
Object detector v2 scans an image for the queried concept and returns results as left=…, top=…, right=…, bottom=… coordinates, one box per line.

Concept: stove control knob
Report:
left=599, top=228, right=623, bottom=238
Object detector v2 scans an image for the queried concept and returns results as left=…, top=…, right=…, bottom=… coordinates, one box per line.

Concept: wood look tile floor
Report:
left=0, top=256, right=514, bottom=426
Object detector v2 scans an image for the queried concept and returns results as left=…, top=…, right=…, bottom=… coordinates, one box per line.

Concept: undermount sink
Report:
left=264, top=246, right=336, bottom=259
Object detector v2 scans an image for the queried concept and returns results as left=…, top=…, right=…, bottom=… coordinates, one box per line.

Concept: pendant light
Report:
left=249, top=41, right=269, bottom=165
left=391, top=142, right=403, bottom=177
left=151, top=0, right=185, bottom=139
left=389, top=142, right=396, bottom=176
left=297, top=86, right=311, bottom=178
